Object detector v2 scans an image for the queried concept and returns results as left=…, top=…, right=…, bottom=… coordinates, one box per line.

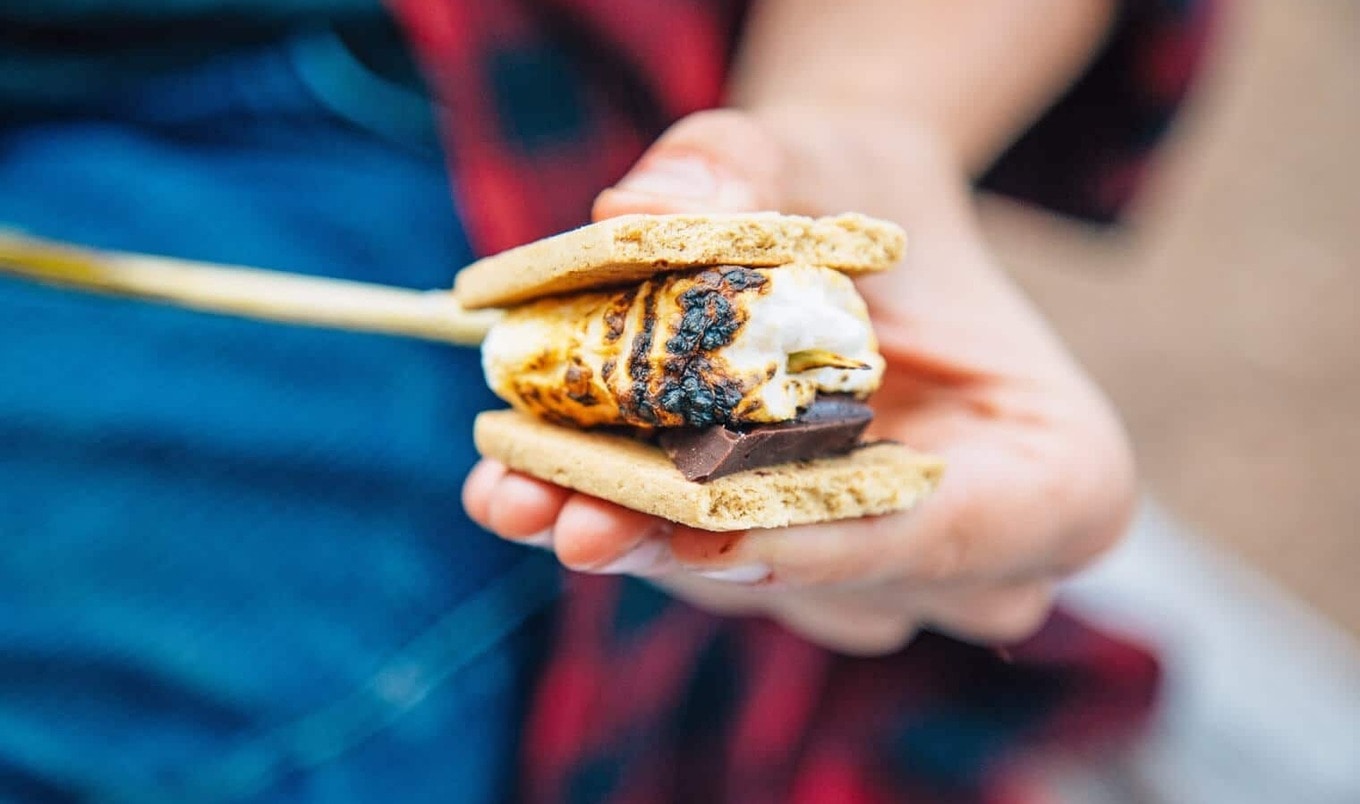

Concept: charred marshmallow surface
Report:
left=481, top=264, right=884, bottom=428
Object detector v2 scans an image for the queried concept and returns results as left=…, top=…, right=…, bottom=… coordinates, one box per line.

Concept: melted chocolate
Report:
left=658, top=397, right=873, bottom=482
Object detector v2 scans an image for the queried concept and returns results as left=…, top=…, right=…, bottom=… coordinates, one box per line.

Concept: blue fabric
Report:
left=0, top=1, right=390, bottom=111
left=0, top=33, right=557, bottom=803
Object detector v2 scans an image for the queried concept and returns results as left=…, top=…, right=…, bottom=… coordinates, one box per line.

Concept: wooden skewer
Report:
left=0, top=231, right=501, bottom=347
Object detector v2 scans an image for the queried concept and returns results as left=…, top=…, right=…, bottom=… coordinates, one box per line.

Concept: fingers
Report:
left=465, top=463, right=680, bottom=575
left=463, top=460, right=571, bottom=541
left=593, top=109, right=786, bottom=220
left=658, top=574, right=919, bottom=657
left=465, top=464, right=1054, bottom=649
left=552, top=495, right=675, bottom=576
left=763, top=580, right=1054, bottom=652
left=921, top=580, right=1056, bottom=645
left=489, top=473, right=572, bottom=541
left=464, top=431, right=1068, bottom=588
left=461, top=459, right=506, bottom=528
left=666, top=406, right=1132, bottom=591
left=465, top=407, right=1119, bottom=654
left=771, top=594, right=920, bottom=657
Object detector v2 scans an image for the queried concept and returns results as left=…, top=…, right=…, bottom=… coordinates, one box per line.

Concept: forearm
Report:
left=731, top=0, right=1117, bottom=176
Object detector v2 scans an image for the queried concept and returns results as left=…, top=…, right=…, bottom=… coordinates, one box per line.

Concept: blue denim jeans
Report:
left=0, top=34, right=558, bottom=802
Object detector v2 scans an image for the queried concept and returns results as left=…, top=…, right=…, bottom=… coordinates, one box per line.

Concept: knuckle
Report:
left=1058, top=412, right=1140, bottom=569
left=780, top=549, right=874, bottom=587
left=909, top=531, right=973, bottom=584
left=663, top=109, right=786, bottom=202
left=775, top=597, right=919, bottom=657
left=672, top=108, right=765, bottom=140
left=833, top=615, right=919, bottom=657
left=750, top=530, right=872, bottom=587
left=974, top=586, right=1055, bottom=644
left=929, top=583, right=1056, bottom=645
left=657, top=576, right=767, bottom=616
left=898, top=480, right=978, bottom=585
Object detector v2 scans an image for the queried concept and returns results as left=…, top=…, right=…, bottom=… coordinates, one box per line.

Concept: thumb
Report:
left=593, top=109, right=787, bottom=221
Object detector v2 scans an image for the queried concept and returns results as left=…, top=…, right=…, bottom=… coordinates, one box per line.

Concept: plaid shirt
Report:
left=386, top=1, right=1218, bottom=800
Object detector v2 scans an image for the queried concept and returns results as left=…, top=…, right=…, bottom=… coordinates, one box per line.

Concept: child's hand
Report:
left=462, top=110, right=1136, bottom=655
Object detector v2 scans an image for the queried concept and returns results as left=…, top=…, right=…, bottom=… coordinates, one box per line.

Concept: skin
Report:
left=463, top=0, right=1136, bottom=655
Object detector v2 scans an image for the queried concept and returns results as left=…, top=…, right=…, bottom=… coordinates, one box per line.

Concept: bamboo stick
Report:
left=0, top=231, right=500, bottom=347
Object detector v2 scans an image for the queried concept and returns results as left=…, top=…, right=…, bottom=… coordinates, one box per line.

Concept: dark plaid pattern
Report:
left=520, top=577, right=1161, bottom=803
left=981, top=0, right=1222, bottom=222
left=388, top=0, right=747, bottom=255
left=386, top=1, right=1218, bottom=800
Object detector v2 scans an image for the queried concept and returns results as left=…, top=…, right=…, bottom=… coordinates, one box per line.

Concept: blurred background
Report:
left=981, top=0, right=1359, bottom=639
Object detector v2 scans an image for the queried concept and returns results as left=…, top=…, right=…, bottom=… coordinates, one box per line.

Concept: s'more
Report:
left=458, top=212, right=945, bottom=532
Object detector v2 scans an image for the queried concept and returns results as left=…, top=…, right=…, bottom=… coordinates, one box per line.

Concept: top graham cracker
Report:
left=452, top=212, right=906, bottom=310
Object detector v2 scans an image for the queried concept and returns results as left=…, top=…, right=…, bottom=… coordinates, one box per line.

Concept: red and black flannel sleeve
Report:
left=981, top=0, right=1221, bottom=222
left=385, top=0, right=745, bottom=256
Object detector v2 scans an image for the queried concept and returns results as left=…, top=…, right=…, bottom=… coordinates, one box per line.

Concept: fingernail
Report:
left=514, top=529, right=554, bottom=549
left=616, top=155, right=720, bottom=200
left=697, top=563, right=772, bottom=584
left=590, top=530, right=676, bottom=577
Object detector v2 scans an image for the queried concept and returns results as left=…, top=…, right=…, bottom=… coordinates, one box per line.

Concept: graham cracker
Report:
left=473, top=410, right=944, bottom=532
left=453, top=212, right=906, bottom=310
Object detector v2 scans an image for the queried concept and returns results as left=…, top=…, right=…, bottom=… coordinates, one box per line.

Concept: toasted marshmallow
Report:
left=481, top=264, right=883, bottom=428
